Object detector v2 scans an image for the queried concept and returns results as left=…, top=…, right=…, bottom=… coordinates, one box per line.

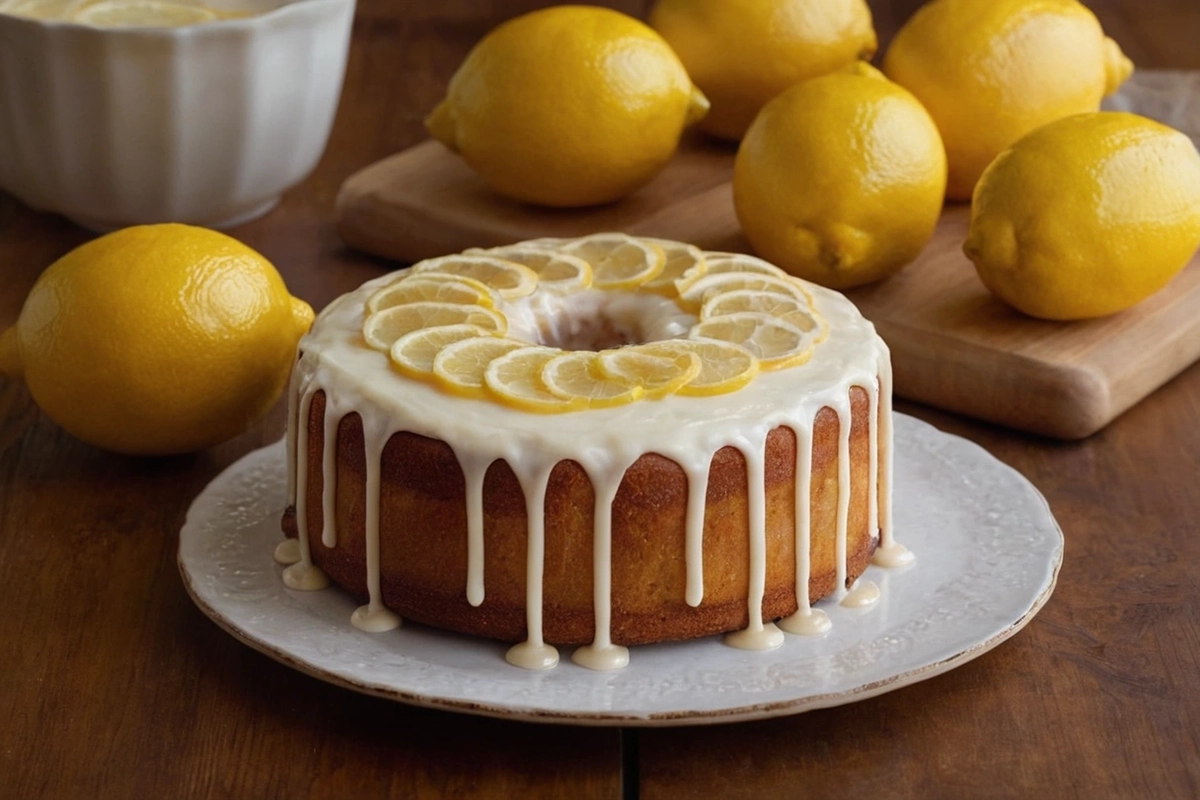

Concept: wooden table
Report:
left=2, top=2, right=1197, bottom=797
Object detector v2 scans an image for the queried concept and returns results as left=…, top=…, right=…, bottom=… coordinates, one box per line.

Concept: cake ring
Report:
left=276, top=233, right=911, bottom=671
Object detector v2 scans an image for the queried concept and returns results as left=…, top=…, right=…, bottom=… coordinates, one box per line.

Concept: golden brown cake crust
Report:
left=282, top=385, right=878, bottom=646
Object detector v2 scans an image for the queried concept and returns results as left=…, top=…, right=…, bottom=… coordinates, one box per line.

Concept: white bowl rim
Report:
left=0, top=0, right=354, bottom=33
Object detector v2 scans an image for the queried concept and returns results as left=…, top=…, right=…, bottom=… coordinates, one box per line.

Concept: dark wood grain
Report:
left=0, top=2, right=1197, bottom=798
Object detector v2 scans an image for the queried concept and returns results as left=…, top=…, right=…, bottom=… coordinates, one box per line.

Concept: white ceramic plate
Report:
left=178, top=415, right=1063, bottom=726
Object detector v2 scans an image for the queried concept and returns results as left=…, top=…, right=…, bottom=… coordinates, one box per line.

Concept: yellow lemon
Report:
left=0, top=224, right=313, bottom=455
left=733, top=66, right=947, bottom=289
left=883, top=0, right=1133, bottom=201
left=650, top=0, right=876, bottom=141
left=964, top=112, right=1200, bottom=321
left=425, top=5, right=708, bottom=208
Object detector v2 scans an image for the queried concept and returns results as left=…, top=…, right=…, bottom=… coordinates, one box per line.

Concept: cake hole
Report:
left=504, top=289, right=697, bottom=351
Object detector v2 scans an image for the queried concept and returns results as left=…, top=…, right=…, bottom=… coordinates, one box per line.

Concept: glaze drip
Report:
left=572, top=466, right=632, bottom=671
left=350, top=435, right=400, bottom=633
left=683, top=460, right=710, bottom=608
left=456, top=450, right=490, bottom=608
left=320, top=407, right=340, bottom=549
left=505, top=464, right=559, bottom=670
left=282, top=387, right=328, bottom=592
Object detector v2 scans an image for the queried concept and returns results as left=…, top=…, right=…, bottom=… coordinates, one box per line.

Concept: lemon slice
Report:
left=514, top=236, right=569, bottom=250
left=484, top=347, right=585, bottom=413
left=677, top=271, right=813, bottom=312
left=641, top=238, right=707, bottom=296
left=411, top=255, right=538, bottom=299
left=700, top=289, right=821, bottom=333
left=389, top=324, right=493, bottom=378
left=366, top=274, right=499, bottom=314
left=3, top=0, right=87, bottom=20
left=541, top=352, right=644, bottom=408
left=635, top=339, right=759, bottom=396
left=432, top=337, right=530, bottom=397
left=548, top=233, right=665, bottom=290
left=73, top=0, right=216, bottom=26
left=596, top=346, right=702, bottom=399
left=699, top=252, right=790, bottom=279
left=362, top=302, right=507, bottom=352
left=690, top=312, right=817, bottom=369
left=465, top=246, right=593, bottom=293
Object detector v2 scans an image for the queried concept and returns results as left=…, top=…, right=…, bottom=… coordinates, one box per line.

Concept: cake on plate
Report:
left=275, top=233, right=912, bottom=670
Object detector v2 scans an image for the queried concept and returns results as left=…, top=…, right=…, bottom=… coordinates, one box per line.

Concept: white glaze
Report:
left=282, top=388, right=329, bottom=592
left=572, top=461, right=633, bottom=671
left=683, top=460, right=710, bottom=608
left=321, top=407, right=340, bottom=549
left=456, top=449, right=491, bottom=608
left=282, top=266, right=911, bottom=670
left=505, top=464, right=559, bottom=669
left=841, top=580, right=881, bottom=609
left=273, top=537, right=301, bottom=566
left=873, top=542, right=916, bottom=569
left=350, top=435, right=401, bottom=634
left=778, top=425, right=831, bottom=637
left=722, top=435, right=784, bottom=652
left=833, top=397, right=853, bottom=600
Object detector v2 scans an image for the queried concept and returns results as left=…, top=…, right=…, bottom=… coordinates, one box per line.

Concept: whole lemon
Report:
left=964, top=112, right=1200, bottom=321
left=883, top=0, right=1133, bottom=201
left=649, top=0, right=876, bottom=142
left=0, top=224, right=314, bottom=455
left=425, top=5, right=708, bottom=208
left=733, top=65, right=947, bottom=290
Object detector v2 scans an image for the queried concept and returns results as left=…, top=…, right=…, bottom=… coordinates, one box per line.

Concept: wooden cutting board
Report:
left=335, top=136, right=1200, bottom=440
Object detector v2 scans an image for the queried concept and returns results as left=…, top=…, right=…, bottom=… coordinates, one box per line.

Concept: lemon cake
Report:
left=275, top=234, right=912, bottom=671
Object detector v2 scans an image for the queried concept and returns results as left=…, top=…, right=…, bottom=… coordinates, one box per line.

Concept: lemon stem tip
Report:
left=686, top=86, right=711, bottom=126
left=1103, top=37, right=1134, bottom=96
left=291, top=297, right=315, bottom=337
left=425, top=100, right=459, bottom=152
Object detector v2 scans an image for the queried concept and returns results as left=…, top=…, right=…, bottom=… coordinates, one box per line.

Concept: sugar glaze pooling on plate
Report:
left=276, top=254, right=914, bottom=671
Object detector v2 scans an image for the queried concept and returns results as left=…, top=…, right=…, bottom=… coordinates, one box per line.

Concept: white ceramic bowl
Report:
left=0, top=0, right=355, bottom=229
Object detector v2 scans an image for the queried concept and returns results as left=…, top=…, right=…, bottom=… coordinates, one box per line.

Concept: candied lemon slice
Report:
left=690, top=312, right=817, bottom=369
left=484, top=347, right=585, bottom=413
left=362, top=302, right=506, bottom=351
left=541, top=352, right=644, bottom=408
left=640, top=238, right=707, bottom=296
left=677, top=271, right=812, bottom=312
left=73, top=0, right=216, bottom=26
left=465, top=246, right=593, bottom=293
left=596, top=346, right=702, bottom=400
left=389, top=324, right=494, bottom=378
left=700, top=289, right=821, bottom=333
left=632, top=339, right=759, bottom=396
left=366, top=274, right=499, bottom=314
left=432, top=336, right=530, bottom=397
left=411, top=254, right=538, bottom=299
left=546, top=233, right=665, bottom=290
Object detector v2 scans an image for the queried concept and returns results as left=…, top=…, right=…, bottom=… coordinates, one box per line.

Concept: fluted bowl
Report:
left=0, top=0, right=355, bottom=229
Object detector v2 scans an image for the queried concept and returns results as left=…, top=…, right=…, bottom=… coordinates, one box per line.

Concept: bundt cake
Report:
left=275, top=234, right=912, bottom=670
